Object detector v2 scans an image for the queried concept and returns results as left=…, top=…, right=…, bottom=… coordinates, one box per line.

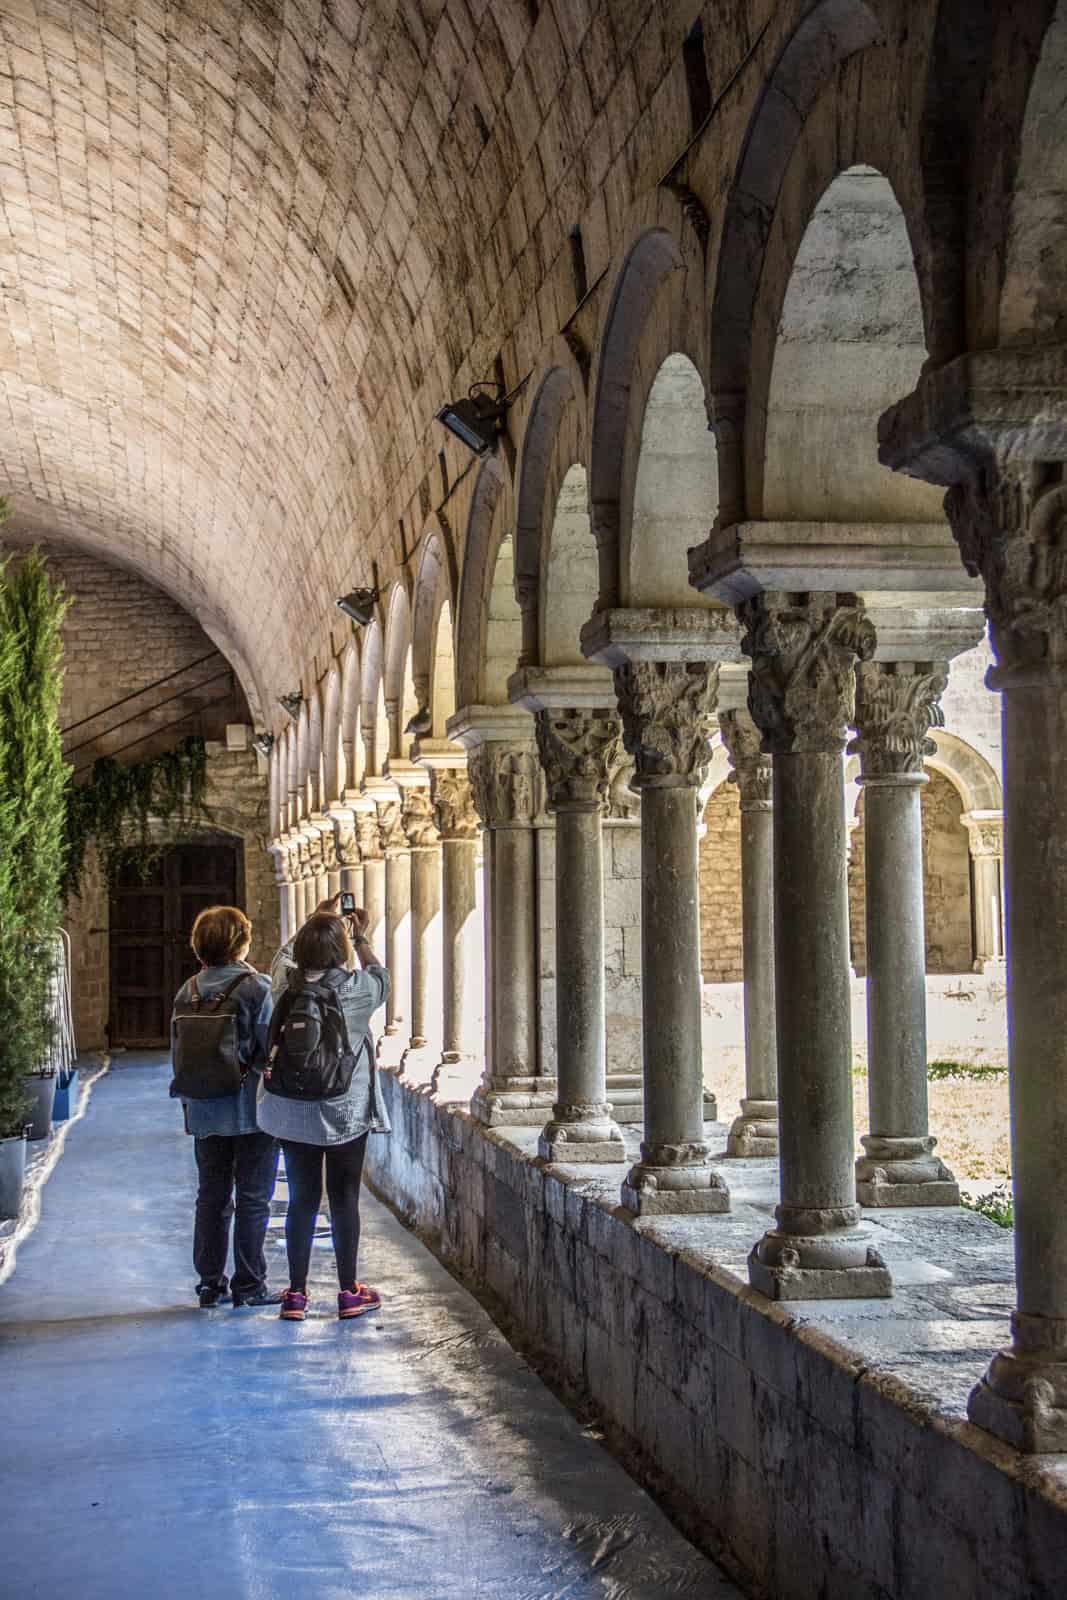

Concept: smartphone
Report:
left=339, top=891, right=356, bottom=915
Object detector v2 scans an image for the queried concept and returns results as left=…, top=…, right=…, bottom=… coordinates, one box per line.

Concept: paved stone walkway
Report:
left=0, top=1054, right=740, bottom=1600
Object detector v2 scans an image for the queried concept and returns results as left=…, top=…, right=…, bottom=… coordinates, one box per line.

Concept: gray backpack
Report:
left=171, top=971, right=253, bottom=1099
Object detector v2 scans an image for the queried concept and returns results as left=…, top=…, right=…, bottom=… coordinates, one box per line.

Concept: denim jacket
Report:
left=171, top=963, right=273, bottom=1138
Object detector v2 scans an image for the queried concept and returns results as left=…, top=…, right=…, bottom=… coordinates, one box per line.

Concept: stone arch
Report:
left=412, top=521, right=458, bottom=733
left=340, top=642, right=362, bottom=794
left=513, top=345, right=588, bottom=666
left=360, top=619, right=389, bottom=777
left=999, top=0, right=1067, bottom=345
left=306, top=686, right=324, bottom=815
left=628, top=353, right=720, bottom=607
left=927, top=729, right=1003, bottom=813
left=455, top=457, right=521, bottom=708
left=293, top=701, right=311, bottom=822
left=431, top=600, right=456, bottom=740
left=539, top=462, right=597, bottom=668
left=383, top=583, right=418, bottom=758
left=708, top=0, right=885, bottom=522
left=322, top=663, right=343, bottom=806
left=757, top=165, right=944, bottom=523
left=268, top=741, right=283, bottom=837
left=282, top=725, right=299, bottom=831
left=589, top=202, right=706, bottom=605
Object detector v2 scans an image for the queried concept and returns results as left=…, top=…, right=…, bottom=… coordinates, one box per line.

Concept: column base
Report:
left=855, top=1135, right=960, bottom=1207
left=621, top=1141, right=731, bottom=1216
left=605, top=1074, right=644, bottom=1123
left=396, top=1041, right=437, bottom=1085
left=967, top=1314, right=1067, bottom=1453
left=471, top=1078, right=559, bottom=1126
left=703, top=1088, right=718, bottom=1123
left=428, top=1052, right=483, bottom=1103
left=538, top=1103, right=626, bottom=1164
left=749, top=1206, right=892, bottom=1301
left=726, top=1098, right=779, bottom=1158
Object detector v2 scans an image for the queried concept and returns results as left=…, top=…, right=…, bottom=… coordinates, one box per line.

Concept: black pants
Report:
left=193, top=1132, right=279, bottom=1296
left=281, top=1135, right=369, bottom=1292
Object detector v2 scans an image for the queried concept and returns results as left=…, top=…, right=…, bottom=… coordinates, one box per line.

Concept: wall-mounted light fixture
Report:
left=278, top=692, right=303, bottom=721
left=252, top=731, right=275, bottom=757
left=404, top=707, right=432, bottom=736
left=436, top=383, right=509, bottom=456
left=337, top=560, right=380, bottom=628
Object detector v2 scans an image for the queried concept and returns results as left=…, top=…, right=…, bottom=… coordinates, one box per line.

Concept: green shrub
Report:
left=927, top=1060, right=1008, bottom=1081
left=962, top=1182, right=1014, bottom=1229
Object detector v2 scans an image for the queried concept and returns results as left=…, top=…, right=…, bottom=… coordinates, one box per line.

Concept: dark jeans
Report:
left=193, top=1132, right=279, bottom=1296
left=281, top=1135, right=369, bottom=1292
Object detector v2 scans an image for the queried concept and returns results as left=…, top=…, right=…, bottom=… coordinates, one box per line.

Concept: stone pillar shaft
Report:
left=441, top=836, right=479, bottom=1055
left=384, top=851, right=411, bottom=1037
left=409, top=846, right=441, bottom=1049
left=614, top=660, right=729, bottom=1215
left=534, top=707, right=624, bottom=1164
left=742, top=592, right=891, bottom=1300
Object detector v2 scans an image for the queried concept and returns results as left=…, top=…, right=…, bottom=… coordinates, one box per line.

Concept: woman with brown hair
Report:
left=171, top=906, right=279, bottom=1309
left=258, top=899, right=390, bottom=1321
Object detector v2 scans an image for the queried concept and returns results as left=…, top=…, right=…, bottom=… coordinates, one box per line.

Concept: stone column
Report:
left=327, top=804, right=365, bottom=904
left=431, top=769, right=483, bottom=1082
left=467, top=739, right=550, bottom=1125
left=377, top=795, right=410, bottom=1039
left=961, top=811, right=1006, bottom=972
left=719, top=708, right=778, bottom=1158
left=950, top=466, right=1067, bottom=1450
left=613, top=662, right=730, bottom=1214
left=741, top=592, right=891, bottom=1299
left=269, top=840, right=298, bottom=944
left=850, top=660, right=959, bottom=1206
left=355, top=805, right=385, bottom=948
left=303, top=822, right=328, bottom=905
left=534, top=707, right=626, bottom=1163
left=402, top=784, right=442, bottom=1056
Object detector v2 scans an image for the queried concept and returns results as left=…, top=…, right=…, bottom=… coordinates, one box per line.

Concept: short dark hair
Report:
left=191, top=906, right=252, bottom=966
left=292, top=912, right=353, bottom=971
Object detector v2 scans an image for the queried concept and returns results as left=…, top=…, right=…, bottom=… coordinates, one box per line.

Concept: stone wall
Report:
left=850, top=769, right=973, bottom=977
left=699, top=783, right=742, bottom=984
left=365, top=1070, right=1061, bottom=1600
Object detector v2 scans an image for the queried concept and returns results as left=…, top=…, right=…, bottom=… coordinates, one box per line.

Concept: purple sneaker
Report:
left=338, top=1282, right=381, bottom=1320
left=279, top=1289, right=308, bottom=1321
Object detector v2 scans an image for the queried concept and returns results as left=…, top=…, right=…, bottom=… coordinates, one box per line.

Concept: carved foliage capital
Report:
left=431, top=770, right=480, bottom=840
left=718, top=707, right=772, bottom=810
left=945, top=467, right=1067, bottom=680
left=739, top=593, right=875, bottom=756
left=401, top=785, right=439, bottom=848
left=613, top=661, right=718, bottom=788
left=962, top=814, right=1003, bottom=858
left=377, top=799, right=408, bottom=855
left=354, top=810, right=382, bottom=860
left=468, top=741, right=538, bottom=827
left=535, top=707, right=621, bottom=811
left=849, top=661, right=947, bottom=779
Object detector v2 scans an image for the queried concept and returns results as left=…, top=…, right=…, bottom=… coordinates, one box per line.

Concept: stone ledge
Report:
left=365, top=1067, right=1067, bottom=1600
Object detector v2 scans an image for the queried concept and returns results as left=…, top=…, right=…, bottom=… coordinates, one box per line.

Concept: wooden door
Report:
left=109, top=835, right=242, bottom=1047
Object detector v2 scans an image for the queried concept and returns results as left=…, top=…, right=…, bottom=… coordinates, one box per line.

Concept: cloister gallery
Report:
left=2, top=2, right=1066, bottom=1596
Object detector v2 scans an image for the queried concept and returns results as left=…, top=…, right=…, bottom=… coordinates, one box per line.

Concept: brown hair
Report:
left=191, top=905, right=252, bottom=967
left=292, top=912, right=353, bottom=972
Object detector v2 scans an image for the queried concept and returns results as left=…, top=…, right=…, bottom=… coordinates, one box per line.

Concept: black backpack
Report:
left=171, top=971, right=255, bottom=1099
left=264, top=970, right=362, bottom=1101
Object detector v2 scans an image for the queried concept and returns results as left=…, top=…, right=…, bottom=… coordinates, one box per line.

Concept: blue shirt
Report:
left=171, top=963, right=274, bottom=1138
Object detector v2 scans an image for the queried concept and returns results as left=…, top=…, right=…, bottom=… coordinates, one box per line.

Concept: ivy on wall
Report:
left=0, top=528, right=70, bottom=1134
left=64, top=735, right=208, bottom=893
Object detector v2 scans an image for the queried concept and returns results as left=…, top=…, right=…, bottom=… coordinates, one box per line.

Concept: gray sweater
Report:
left=255, top=942, right=391, bottom=1147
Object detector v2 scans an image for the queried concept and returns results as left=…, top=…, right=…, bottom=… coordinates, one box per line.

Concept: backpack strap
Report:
left=198, top=970, right=256, bottom=1013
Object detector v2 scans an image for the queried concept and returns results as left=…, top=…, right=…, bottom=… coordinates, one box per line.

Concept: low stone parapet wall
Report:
left=365, top=1066, right=1066, bottom=1600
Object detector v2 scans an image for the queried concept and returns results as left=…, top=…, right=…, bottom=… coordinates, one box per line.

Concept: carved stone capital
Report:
left=431, top=769, right=480, bottom=840
left=354, top=809, right=382, bottom=861
left=605, top=750, right=641, bottom=819
left=468, top=741, right=539, bottom=828
left=613, top=661, right=718, bottom=789
left=534, top=707, right=621, bottom=812
left=376, top=799, right=408, bottom=856
left=961, top=810, right=1003, bottom=858
left=945, top=466, right=1067, bottom=684
left=739, top=592, right=876, bottom=756
left=402, top=785, right=440, bottom=849
left=849, top=660, right=948, bottom=781
left=718, top=707, right=772, bottom=811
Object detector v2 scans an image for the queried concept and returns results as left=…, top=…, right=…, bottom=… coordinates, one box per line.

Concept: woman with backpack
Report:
left=258, top=901, right=390, bottom=1321
left=170, top=906, right=280, bottom=1309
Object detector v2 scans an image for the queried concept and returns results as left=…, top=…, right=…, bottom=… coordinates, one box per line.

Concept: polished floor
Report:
left=0, top=1054, right=739, bottom=1599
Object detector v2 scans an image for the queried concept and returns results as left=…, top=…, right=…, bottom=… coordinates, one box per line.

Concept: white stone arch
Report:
left=293, top=701, right=311, bottom=822
left=321, top=662, right=343, bottom=805
left=455, top=457, right=523, bottom=708
left=1000, top=1, right=1067, bottom=345
left=340, top=641, right=362, bottom=794
left=540, top=462, right=598, bottom=668
left=306, top=686, right=325, bottom=814
left=627, top=353, right=719, bottom=607
left=411, top=520, right=458, bottom=735
left=431, top=599, right=457, bottom=739
left=383, top=582, right=418, bottom=756
left=360, top=618, right=388, bottom=776
left=761, top=165, right=944, bottom=523
left=926, top=729, right=1003, bottom=814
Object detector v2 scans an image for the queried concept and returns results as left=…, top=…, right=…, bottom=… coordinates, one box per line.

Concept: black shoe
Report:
left=232, top=1288, right=284, bottom=1308
left=198, top=1284, right=232, bottom=1308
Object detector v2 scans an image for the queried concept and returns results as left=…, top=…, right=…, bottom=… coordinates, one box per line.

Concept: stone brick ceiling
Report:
left=0, top=0, right=572, bottom=714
